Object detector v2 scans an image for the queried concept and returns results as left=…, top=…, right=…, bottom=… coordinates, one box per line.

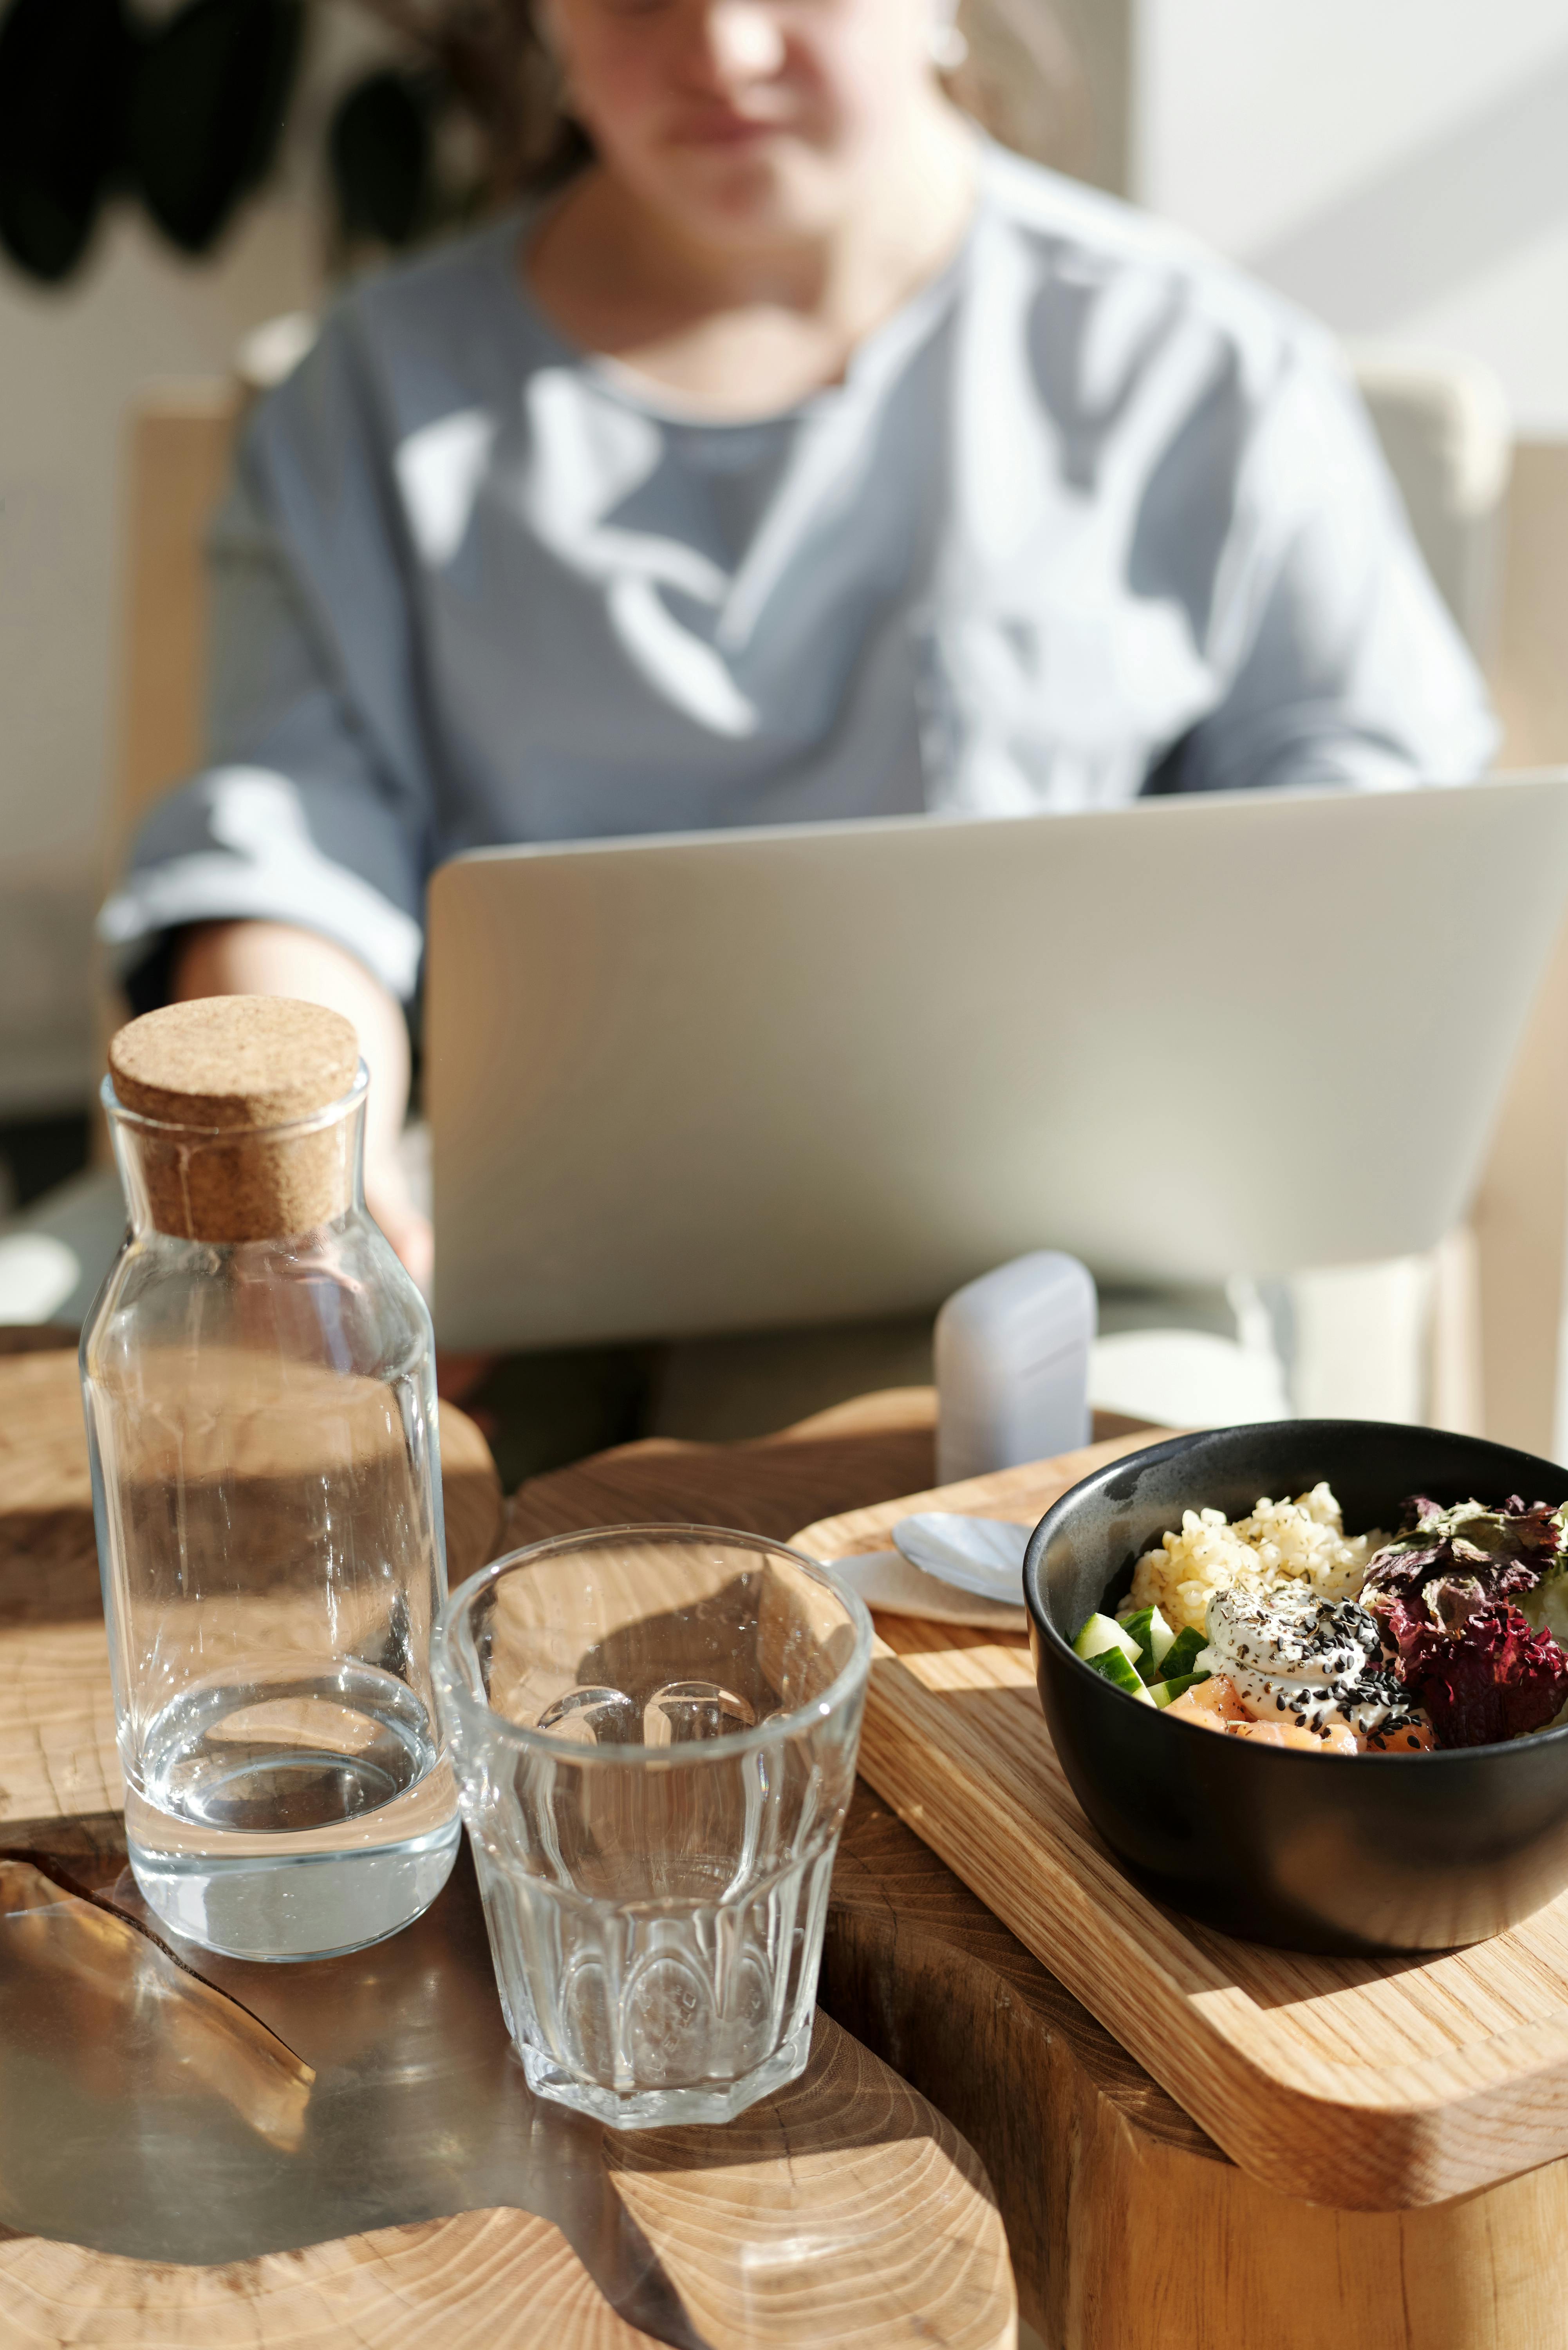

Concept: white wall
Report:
left=1136, top=0, right=1568, bottom=434
left=0, top=6, right=385, bottom=1114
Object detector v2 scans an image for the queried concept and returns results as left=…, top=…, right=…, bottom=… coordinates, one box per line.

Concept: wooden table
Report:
left=10, top=1337, right=1557, bottom=2349
left=500, top=1391, right=1568, bottom=2350
left=0, top=1340, right=1013, bottom=2350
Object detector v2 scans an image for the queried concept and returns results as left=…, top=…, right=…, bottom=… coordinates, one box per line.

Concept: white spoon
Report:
left=891, top=1513, right=1033, bottom=1603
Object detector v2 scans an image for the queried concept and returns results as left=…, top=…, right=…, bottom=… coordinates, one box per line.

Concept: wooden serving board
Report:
left=796, top=1432, right=1568, bottom=2214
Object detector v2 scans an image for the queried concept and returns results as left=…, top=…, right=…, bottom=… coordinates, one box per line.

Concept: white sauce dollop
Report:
left=1199, top=1584, right=1425, bottom=1745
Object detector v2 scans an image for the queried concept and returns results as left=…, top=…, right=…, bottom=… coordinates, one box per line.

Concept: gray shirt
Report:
left=102, top=141, right=1495, bottom=1003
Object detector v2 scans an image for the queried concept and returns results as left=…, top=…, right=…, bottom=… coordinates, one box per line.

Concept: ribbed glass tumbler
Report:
left=432, top=1525, right=873, bottom=2127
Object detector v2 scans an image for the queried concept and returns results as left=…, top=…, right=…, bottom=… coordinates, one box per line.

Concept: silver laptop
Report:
left=426, top=775, right=1568, bottom=1351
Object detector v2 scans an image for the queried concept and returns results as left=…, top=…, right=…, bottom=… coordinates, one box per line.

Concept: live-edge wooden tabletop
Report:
left=0, top=1336, right=1013, bottom=2350
left=7, top=1333, right=1565, bottom=2350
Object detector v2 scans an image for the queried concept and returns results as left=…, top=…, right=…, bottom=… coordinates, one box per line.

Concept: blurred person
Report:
left=101, top=0, right=1496, bottom=1284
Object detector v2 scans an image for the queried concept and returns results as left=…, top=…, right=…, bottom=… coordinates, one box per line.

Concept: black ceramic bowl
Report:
left=1024, top=1419, right=1568, bottom=1952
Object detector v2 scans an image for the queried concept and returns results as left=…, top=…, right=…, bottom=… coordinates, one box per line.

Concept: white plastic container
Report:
left=935, top=1252, right=1097, bottom=1484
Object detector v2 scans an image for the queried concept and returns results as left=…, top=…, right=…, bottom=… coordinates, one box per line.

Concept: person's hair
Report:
left=361, top=0, right=1092, bottom=203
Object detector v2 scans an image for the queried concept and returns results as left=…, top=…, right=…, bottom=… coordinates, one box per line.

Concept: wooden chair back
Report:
left=94, top=385, right=240, bottom=1143
left=112, top=385, right=241, bottom=872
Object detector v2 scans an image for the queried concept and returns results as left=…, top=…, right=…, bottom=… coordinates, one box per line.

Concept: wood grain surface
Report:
left=515, top=1395, right=1568, bottom=2340
left=0, top=2209, right=659, bottom=2350
left=0, top=1343, right=1015, bottom=2350
left=499, top=1386, right=956, bottom=1556
left=823, top=1792, right=1568, bottom=2350
left=608, top=2016, right=1012, bottom=2349
left=798, top=1438, right=1568, bottom=2211
left=29, top=1324, right=1568, bottom=2339
left=0, top=2005, right=1009, bottom=2350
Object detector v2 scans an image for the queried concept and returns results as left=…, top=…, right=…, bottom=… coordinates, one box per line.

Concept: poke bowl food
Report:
left=1024, top=1421, right=1568, bottom=1951
left=1072, top=1483, right=1568, bottom=1755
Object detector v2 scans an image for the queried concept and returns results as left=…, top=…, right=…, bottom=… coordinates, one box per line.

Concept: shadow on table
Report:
left=0, top=1814, right=705, bottom=2348
left=0, top=1810, right=1002, bottom=2345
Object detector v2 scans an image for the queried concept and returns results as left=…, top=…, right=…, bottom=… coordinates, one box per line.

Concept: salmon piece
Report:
left=1165, top=1675, right=1251, bottom=1732
left=1166, top=1678, right=1363, bottom=1752
left=1359, top=1719, right=1436, bottom=1753
left=1233, top=1719, right=1358, bottom=1754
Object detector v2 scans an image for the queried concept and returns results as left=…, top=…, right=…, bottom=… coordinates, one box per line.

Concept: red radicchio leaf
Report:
left=1392, top=1601, right=1568, bottom=1748
left=1364, top=1541, right=1539, bottom=1625
left=1499, top=1495, right=1566, bottom=1548
left=1362, top=1493, right=1561, bottom=1615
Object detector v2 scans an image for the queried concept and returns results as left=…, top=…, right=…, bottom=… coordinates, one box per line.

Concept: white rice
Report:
left=1126, top=1481, right=1382, bottom=1635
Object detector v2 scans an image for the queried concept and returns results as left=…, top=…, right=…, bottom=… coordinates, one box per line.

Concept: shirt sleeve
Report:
left=99, top=309, right=431, bottom=1004
left=1158, top=328, right=1499, bottom=798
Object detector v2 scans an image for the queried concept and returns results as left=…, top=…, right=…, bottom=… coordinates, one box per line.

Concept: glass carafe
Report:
left=81, top=1000, right=459, bottom=1961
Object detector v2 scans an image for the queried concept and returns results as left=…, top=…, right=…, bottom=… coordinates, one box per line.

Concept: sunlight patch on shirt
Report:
left=607, top=578, right=759, bottom=738
left=99, top=770, right=424, bottom=1002
left=396, top=410, right=499, bottom=568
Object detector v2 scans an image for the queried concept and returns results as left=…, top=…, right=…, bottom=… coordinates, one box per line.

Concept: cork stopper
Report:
left=108, top=998, right=362, bottom=1243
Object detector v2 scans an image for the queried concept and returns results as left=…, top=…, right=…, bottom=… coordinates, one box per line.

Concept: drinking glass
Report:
left=81, top=1063, right=459, bottom=1961
left=432, top=1526, right=873, bottom=2127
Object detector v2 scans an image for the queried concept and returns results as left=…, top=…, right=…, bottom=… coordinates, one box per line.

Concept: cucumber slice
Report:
left=1117, top=1605, right=1176, bottom=1680
left=1083, top=1645, right=1158, bottom=1705
left=1160, top=1625, right=1207, bottom=1680
left=1074, top=1612, right=1142, bottom=1667
left=1149, top=1670, right=1212, bottom=1708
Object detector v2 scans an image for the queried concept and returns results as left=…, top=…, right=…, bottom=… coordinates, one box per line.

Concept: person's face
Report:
left=541, top=0, right=943, bottom=245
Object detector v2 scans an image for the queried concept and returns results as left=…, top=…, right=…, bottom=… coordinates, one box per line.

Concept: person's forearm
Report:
left=170, top=920, right=430, bottom=1280
left=173, top=920, right=410, bottom=1163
